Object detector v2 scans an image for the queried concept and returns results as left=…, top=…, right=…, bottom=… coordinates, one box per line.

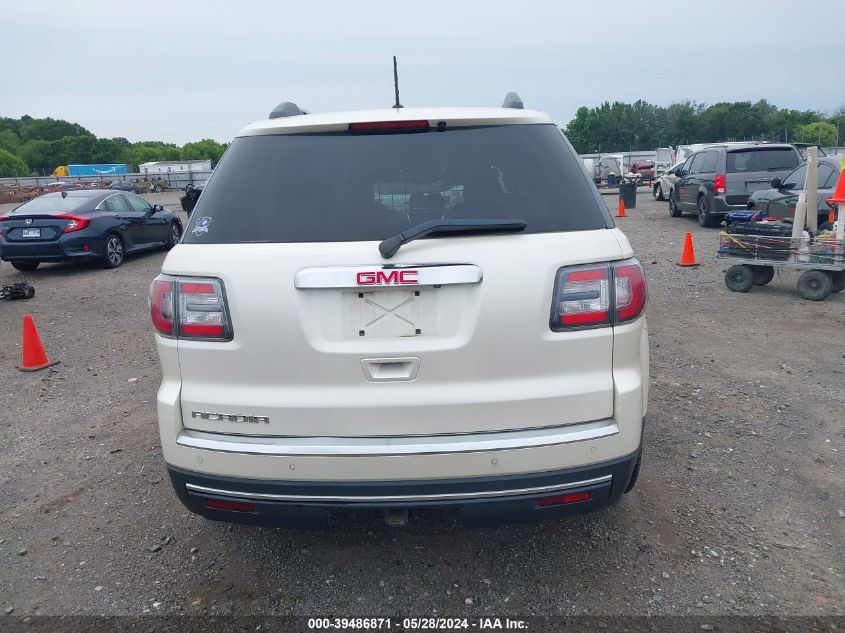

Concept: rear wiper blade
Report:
left=379, top=218, right=527, bottom=259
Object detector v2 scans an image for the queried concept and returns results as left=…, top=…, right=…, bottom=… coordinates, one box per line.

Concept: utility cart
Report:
left=717, top=230, right=845, bottom=301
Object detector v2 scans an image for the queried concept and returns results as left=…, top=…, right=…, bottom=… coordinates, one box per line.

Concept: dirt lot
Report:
left=0, top=192, right=842, bottom=619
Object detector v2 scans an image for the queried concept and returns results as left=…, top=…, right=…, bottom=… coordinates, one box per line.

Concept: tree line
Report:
left=1, top=100, right=844, bottom=177
left=0, top=116, right=228, bottom=178
left=564, top=99, right=844, bottom=155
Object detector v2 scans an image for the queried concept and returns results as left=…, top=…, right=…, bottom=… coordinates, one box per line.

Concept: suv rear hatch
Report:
left=725, top=146, right=801, bottom=206
left=162, top=119, right=628, bottom=439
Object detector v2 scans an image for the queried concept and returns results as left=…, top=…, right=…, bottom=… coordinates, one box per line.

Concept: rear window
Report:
left=11, top=192, right=97, bottom=215
left=183, top=124, right=611, bottom=244
left=727, top=148, right=799, bottom=173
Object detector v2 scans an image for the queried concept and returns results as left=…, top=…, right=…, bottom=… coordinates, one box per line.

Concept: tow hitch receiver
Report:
left=385, top=509, right=409, bottom=526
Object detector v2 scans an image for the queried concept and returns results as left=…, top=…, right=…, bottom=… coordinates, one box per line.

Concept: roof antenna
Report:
left=502, top=92, right=524, bottom=109
left=392, top=56, right=403, bottom=109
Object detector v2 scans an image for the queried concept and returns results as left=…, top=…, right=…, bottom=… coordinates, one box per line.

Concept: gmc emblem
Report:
left=356, top=270, right=419, bottom=285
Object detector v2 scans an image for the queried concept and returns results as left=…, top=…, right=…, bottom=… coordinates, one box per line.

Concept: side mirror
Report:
left=677, top=169, right=687, bottom=178
left=770, top=177, right=782, bottom=189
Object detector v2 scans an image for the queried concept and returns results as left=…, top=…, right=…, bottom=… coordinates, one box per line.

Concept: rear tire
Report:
left=752, top=265, right=774, bottom=286
left=669, top=191, right=682, bottom=217
left=797, top=270, right=832, bottom=301
left=12, top=261, right=39, bottom=272
left=831, top=271, right=845, bottom=293
left=100, top=233, right=125, bottom=269
left=697, top=195, right=714, bottom=227
left=725, top=265, right=754, bottom=292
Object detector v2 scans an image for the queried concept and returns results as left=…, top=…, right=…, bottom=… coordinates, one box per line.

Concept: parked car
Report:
left=0, top=190, right=182, bottom=271
left=108, top=180, right=142, bottom=194
left=669, top=143, right=802, bottom=227
left=741, top=156, right=843, bottom=228
left=44, top=181, right=88, bottom=191
left=180, top=181, right=207, bottom=214
left=628, top=160, right=655, bottom=183
left=791, top=143, right=828, bottom=160
left=652, top=160, right=685, bottom=201
left=150, top=96, right=650, bottom=528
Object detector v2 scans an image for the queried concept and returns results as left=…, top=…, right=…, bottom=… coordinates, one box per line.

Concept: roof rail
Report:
left=502, top=92, right=524, bottom=109
left=269, top=102, right=309, bottom=119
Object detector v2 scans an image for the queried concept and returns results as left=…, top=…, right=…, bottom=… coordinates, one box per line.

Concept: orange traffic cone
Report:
left=678, top=232, right=699, bottom=267
left=827, top=169, right=845, bottom=228
left=617, top=198, right=626, bottom=218
left=829, top=168, right=845, bottom=206
left=19, top=314, right=58, bottom=372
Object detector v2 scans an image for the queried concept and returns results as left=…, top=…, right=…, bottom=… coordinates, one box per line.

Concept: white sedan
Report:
left=652, top=161, right=685, bottom=201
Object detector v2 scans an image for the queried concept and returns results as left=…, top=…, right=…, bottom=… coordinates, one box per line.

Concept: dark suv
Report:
left=669, top=143, right=802, bottom=227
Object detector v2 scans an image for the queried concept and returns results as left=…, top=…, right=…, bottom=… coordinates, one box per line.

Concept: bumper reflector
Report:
left=538, top=491, right=591, bottom=507
left=206, top=498, right=256, bottom=512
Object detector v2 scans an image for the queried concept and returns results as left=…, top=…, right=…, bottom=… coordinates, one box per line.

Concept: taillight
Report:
left=0, top=215, right=8, bottom=236
left=178, top=281, right=229, bottom=338
left=614, top=261, right=647, bottom=322
left=555, top=264, right=611, bottom=327
left=714, top=174, right=726, bottom=195
left=551, top=258, right=647, bottom=331
left=55, top=214, right=91, bottom=233
left=149, top=275, right=232, bottom=340
left=149, top=279, right=174, bottom=335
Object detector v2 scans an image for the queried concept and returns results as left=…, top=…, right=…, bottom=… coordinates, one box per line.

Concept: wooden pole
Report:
left=791, top=192, right=807, bottom=241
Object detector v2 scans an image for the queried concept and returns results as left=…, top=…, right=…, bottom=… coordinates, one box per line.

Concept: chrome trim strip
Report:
left=185, top=474, right=613, bottom=504
left=294, top=264, right=482, bottom=289
left=176, top=418, right=618, bottom=457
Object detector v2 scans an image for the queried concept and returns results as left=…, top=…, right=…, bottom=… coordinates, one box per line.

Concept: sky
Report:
left=2, top=0, right=843, bottom=145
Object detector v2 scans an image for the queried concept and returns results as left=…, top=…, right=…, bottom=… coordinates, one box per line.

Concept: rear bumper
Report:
left=0, top=234, right=102, bottom=261
left=166, top=449, right=640, bottom=528
left=712, top=196, right=747, bottom=215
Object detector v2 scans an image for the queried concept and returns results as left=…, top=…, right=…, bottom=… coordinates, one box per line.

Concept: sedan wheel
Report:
left=165, top=222, right=182, bottom=250
left=669, top=191, right=682, bottom=217
left=654, top=183, right=664, bottom=201
left=101, top=234, right=125, bottom=269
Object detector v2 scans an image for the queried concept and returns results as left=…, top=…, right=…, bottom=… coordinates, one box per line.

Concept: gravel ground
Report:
left=0, top=192, right=842, bottom=618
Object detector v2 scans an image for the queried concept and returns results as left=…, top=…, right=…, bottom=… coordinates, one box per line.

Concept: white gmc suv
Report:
left=150, top=98, right=649, bottom=528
